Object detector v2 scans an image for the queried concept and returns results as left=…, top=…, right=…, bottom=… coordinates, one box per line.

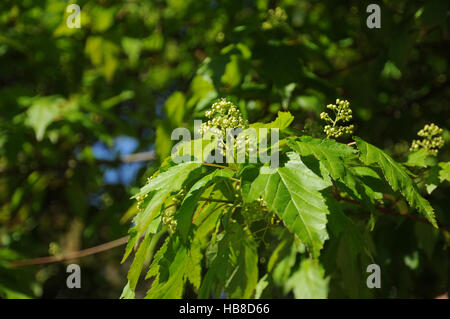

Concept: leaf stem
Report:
left=198, top=197, right=234, bottom=204
left=197, top=203, right=230, bottom=227
left=201, top=162, right=237, bottom=171
left=332, top=193, right=448, bottom=230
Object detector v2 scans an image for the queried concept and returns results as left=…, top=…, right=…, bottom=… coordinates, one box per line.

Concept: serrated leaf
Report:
left=199, top=224, right=258, bottom=298
left=425, top=161, right=450, bottom=194
left=289, top=136, right=357, bottom=180
left=127, top=231, right=152, bottom=292
left=135, top=162, right=201, bottom=198
left=175, top=169, right=234, bottom=241
left=122, top=217, right=161, bottom=264
left=119, top=281, right=135, bottom=299
left=248, top=152, right=331, bottom=258
left=250, top=111, right=294, bottom=130
left=404, top=149, right=432, bottom=168
left=225, top=232, right=258, bottom=298
left=145, top=235, right=203, bottom=298
left=121, top=229, right=138, bottom=264
left=132, top=162, right=201, bottom=239
left=144, top=202, right=222, bottom=299
left=438, top=162, right=450, bottom=182
left=354, top=137, right=437, bottom=228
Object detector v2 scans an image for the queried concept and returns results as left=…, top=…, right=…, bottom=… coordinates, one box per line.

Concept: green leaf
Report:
left=326, top=195, right=371, bottom=260
left=248, top=152, right=331, bottom=258
left=121, top=229, right=138, bottom=264
left=175, top=169, right=234, bottom=242
left=288, top=136, right=357, bottom=180
left=338, top=167, right=379, bottom=223
left=119, top=282, right=135, bottom=299
left=354, top=137, right=437, bottom=228
left=26, top=96, right=64, bottom=141
left=404, top=149, right=432, bottom=168
left=132, top=162, right=201, bottom=239
left=254, top=274, right=269, bottom=299
left=285, top=259, right=329, bottom=299
left=199, top=224, right=258, bottom=298
left=85, top=36, right=119, bottom=82
left=425, top=161, right=450, bottom=194
left=122, top=217, right=161, bottom=264
left=145, top=235, right=202, bottom=298
left=164, top=92, right=186, bottom=127
left=271, top=240, right=297, bottom=287
left=126, top=231, right=153, bottom=295
left=121, top=37, right=142, bottom=67
left=250, top=111, right=294, bottom=130
left=144, top=201, right=223, bottom=299
left=225, top=232, right=258, bottom=298
left=438, top=162, right=450, bottom=182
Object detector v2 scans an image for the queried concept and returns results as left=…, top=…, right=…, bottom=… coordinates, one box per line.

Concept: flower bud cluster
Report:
left=162, top=190, right=185, bottom=234
left=162, top=206, right=177, bottom=234
left=410, top=123, right=444, bottom=156
left=136, top=193, right=149, bottom=212
left=242, top=197, right=268, bottom=224
left=202, top=99, right=248, bottom=136
left=262, top=7, right=288, bottom=30
left=201, top=99, right=256, bottom=159
left=320, top=99, right=354, bottom=139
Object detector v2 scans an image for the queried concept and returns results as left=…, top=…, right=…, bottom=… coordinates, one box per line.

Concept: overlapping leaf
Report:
left=145, top=235, right=202, bottom=299
left=288, top=136, right=357, bottom=180
left=354, top=137, right=437, bottom=228
left=199, top=224, right=258, bottom=298
left=132, top=162, right=202, bottom=240
left=248, top=152, right=331, bottom=258
left=175, top=168, right=234, bottom=241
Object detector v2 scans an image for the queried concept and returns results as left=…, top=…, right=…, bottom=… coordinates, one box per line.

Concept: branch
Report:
left=120, top=151, right=155, bottom=163
left=332, top=194, right=449, bottom=230
left=9, top=235, right=130, bottom=267
left=0, top=151, right=156, bottom=177
left=198, top=197, right=234, bottom=204
left=201, top=163, right=237, bottom=171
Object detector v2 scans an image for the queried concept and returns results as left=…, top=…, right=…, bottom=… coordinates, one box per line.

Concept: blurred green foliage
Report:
left=0, top=0, right=448, bottom=298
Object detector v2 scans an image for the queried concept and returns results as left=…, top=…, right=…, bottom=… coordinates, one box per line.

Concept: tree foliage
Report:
left=122, top=108, right=448, bottom=298
left=0, top=0, right=448, bottom=298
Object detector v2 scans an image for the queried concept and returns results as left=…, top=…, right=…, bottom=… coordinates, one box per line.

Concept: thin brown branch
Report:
left=9, top=235, right=130, bottom=267
left=332, top=194, right=449, bottom=230
left=192, top=198, right=210, bottom=223
left=197, top=203, right=230, bottom=227
left=198, top=197, right=234, bottom=204
left=201, top=162, right=237, bottom=171
left=120, top=151, right=155, bottom=163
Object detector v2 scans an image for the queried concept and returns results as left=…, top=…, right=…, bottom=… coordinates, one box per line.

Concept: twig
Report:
left=9, top=236, right=130, bottom=267
left=201, top=163, right=237, bottom=171
left=199, top=197, right=234, bottom=204
left=120, top=151, right=155, bottom=163
left=192, top=198, right=210, bottom=223
left=197, top=203, right=230, bottom=227
left=333, top=194, right=449, bottom=229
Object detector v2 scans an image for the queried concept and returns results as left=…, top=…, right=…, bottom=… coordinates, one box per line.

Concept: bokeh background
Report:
left=0, top=0, right=448, bottom=298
